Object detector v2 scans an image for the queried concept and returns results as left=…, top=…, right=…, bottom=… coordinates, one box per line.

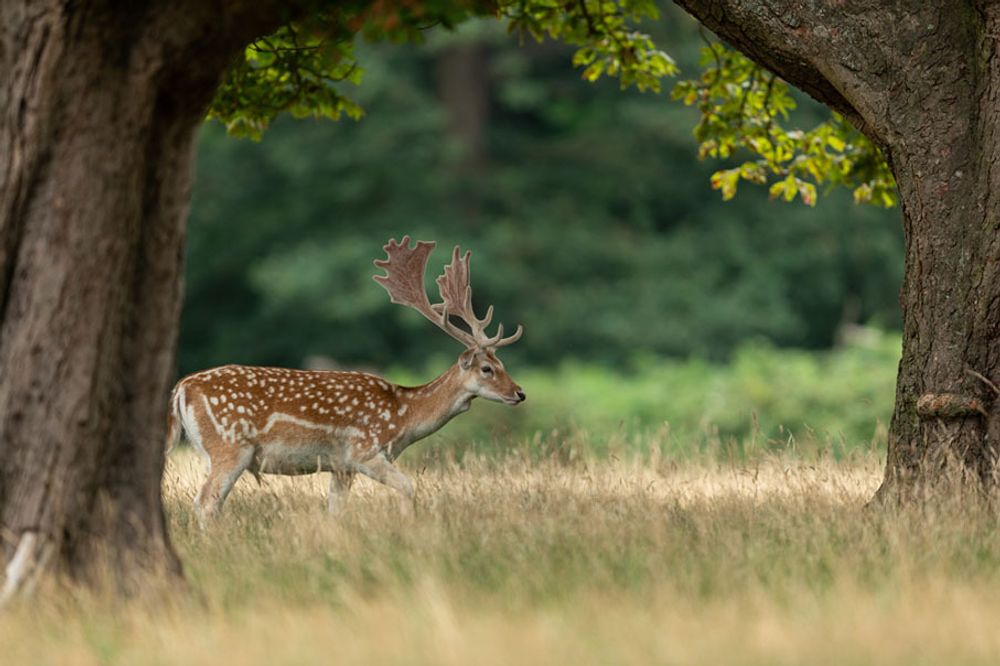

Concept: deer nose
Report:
left=515, top=389, right=526, bottom=402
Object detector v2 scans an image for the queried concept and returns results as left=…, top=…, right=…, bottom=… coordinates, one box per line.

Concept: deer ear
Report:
left=459, top=349, right=477, bottom=370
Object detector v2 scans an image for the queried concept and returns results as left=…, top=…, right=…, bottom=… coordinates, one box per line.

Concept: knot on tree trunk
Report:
left=916, top=392, right=989, bottom=419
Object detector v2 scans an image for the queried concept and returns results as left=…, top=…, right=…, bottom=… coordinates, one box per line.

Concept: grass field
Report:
left=4, top=446, right=1000, bottom=665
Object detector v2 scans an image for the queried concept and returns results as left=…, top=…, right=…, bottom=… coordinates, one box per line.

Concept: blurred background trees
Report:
left=182, top=11, right=902, bottom=378
left=180, top=11, right=903, bottom=451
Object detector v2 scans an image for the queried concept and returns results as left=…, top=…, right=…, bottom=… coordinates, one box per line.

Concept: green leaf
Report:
left=673, top=42, right=895, bottom=207
left=710, top=168, right=741, bottom=201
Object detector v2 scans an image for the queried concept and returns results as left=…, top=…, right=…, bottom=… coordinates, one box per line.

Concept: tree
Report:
left=179, top=27, right=903, bottom=377
left=667, top=0, right=1000, bottom=499
left=0, top=1, right=311, bottom=599
left=0, top=0, right=666, bottom=598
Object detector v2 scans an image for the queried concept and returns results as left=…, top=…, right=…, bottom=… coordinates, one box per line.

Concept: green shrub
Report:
left=389, top=328, right=899, bottom=460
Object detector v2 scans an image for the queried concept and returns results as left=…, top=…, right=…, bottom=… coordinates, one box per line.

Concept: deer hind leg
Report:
left=328, top=470, right=355, bottom=515
left=195, top=445, right=254, bottom=526
left=357, top=454, right=416, bottom=515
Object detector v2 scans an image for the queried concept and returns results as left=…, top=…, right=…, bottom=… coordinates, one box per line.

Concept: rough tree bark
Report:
left=672, top=0, right=1000, bottom=497
left=0, top=1, right=291, bottom=599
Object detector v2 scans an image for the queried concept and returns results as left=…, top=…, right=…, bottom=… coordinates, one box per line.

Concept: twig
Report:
left=967, top=367, right=1000, bottom=395
left=735, top=67, right=758, bottom=131
left=762, top=71, right=777, bottom=134
left=698, top=25, right=722, bottom=84
left=577, top=0, right=597, bottom=36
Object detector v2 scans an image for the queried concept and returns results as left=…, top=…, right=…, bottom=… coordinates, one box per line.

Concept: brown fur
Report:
left=169, top=350, right=523, bottom=523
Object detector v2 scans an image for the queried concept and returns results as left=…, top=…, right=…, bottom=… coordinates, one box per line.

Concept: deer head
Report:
left=373, top=237, right=526, bottom=405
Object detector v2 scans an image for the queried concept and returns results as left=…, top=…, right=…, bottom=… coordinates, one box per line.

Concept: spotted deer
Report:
left=167, top=237, right=525, bottom=523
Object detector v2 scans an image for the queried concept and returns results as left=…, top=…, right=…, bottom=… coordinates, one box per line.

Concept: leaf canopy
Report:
left=207, top=0, right=895, bottom=206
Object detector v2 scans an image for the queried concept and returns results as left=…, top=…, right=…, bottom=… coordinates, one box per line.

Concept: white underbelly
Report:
left=255, top=441, right=352, bottom=475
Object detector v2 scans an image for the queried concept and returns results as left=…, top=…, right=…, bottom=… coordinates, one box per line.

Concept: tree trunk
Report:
left=436, top=42, right=491, bottom=173
left=671, top=0, right=1000, bottom=499
left=436, top=40, right=492, bottom=222
left=0, top=1, right=285, bottom=599
left=875, top=4, right=1000, bottom=499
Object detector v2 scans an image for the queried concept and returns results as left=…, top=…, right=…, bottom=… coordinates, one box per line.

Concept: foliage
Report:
left=209, top=0, right=493, bottom=138
left=672, top=42, right=897, bottom=207
left=209, top=0, right=677, bottom=138
left=188, top=0, right=907, bottom=377
left=209, top=18, right=365, bottom=139
left=502, top=0, right=677, bottom=90
left=184, top=19, right=904, bottom=373
left=388, top=329, right=900, bottom=460
left=205, top=0, right=896, bottom=205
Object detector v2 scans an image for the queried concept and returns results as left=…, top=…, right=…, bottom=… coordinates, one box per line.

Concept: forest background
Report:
left=180, top=8, right=903, bottom=455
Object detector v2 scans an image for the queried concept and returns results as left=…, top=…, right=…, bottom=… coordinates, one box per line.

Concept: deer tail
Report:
left=165, top=383, right=185, bottom=456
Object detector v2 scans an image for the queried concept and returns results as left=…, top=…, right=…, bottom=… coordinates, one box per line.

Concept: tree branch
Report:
left=141, top=0, right=326, bottom=109
left=670, top=0, right=900, bottom=148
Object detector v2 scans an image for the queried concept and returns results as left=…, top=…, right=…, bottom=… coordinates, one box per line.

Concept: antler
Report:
left=434, top=246, right=523, bottom=349
left=373, top=237, right=523, bottom=350
left=373, top=236, right=477, bottom=347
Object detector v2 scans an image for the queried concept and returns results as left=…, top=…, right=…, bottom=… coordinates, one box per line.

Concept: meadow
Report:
left=3, top=333, right=995, bottom=665
left=4, top=444, right=1000, bottom=665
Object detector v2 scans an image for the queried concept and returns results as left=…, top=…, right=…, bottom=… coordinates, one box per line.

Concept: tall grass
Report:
left=4, top=447, right=1000, bottom=665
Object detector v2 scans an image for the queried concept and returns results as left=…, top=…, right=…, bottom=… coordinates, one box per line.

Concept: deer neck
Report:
left=396, top=363, right=473, bottom=443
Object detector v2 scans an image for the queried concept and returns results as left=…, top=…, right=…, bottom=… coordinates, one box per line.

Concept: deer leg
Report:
left=328, top=470, right=355, bottom=515
left=195, top=445, right=253, bottom=526
left=358, top=454, right=416, bottom=514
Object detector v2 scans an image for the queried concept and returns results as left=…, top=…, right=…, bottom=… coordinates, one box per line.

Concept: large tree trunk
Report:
left=877, top=4, right=1000, bottom=498
left=670, top=0, right=1000, bottom=498
left=0, top=2, right=284, bottom=599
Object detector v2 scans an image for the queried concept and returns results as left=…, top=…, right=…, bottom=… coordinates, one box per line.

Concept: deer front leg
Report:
left=358, top=454, right=416, bottom=515
left=328, top=470, right=355, bottom=515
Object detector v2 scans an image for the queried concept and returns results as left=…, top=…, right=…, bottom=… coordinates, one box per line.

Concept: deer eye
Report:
left=481, top=365, right=493, bottom=375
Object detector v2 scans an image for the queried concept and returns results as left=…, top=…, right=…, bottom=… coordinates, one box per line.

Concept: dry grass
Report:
left=4, top=448, right=1000, bottom=665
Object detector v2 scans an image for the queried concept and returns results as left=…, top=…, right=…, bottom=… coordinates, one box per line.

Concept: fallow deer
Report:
left=167, top=237, right=525, bottom=523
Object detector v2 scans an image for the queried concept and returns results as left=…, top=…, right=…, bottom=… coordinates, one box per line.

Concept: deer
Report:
left=166, top=237, right=525, bottom=523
